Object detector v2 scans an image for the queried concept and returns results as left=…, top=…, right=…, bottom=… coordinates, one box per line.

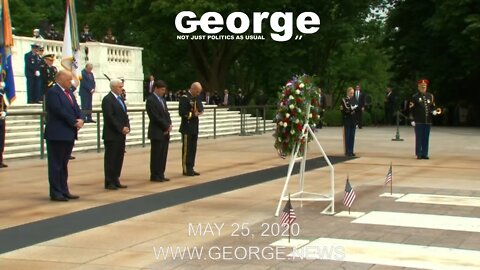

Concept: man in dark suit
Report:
left=317, top=88, right=327, bottom=128
left=179, top=82, right=203, bottom=176
left=146, top=80, right=172, bottom=182
left=353, top=85, right=366, bottom=128
left=384, top=87, right=396, bottom=125
left=341, top=87, right=357, bottom=157
left=0, top=87, right=8, bottom=168
left=80, top=63, right=96, bottom=123
left=24, top=44, right=41, bottom=104
left=44, top=70, right=84, bottom=201
left=102, top=78, right=130, bottom=190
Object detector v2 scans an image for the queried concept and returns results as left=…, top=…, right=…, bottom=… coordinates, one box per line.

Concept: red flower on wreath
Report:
left=296, top=123, right=303, bottom=131
left=296, top=98, right=302, bottom=104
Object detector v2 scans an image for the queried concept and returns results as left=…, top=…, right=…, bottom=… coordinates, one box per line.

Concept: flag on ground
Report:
left=343, top=178, right=356, bottom=208
left=280, top=197, right=296, bottom=226
left=0, top=0, right=15, bottom=105
left=385, top=164, right=393, bottom=185
left=61, top=0, right=80, bottom=84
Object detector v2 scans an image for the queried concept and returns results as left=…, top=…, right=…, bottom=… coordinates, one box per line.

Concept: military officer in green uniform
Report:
left=409, top=79, right=441, bottom=159
left=179, top=82, right=203, bottom=176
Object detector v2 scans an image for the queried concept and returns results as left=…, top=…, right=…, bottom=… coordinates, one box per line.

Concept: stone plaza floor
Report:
left=0, top=126, right=479, bottom=269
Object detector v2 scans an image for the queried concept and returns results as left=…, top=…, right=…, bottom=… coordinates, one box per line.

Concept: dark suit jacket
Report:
left=79, top=69, right=96, bottom=96
left=353, top=90, right=366, bottom=108
left=146, top=94, right=172, bottom=140
left=44, top=84, right=83, bottom=141
left=102, top=92, right=130, bottom=141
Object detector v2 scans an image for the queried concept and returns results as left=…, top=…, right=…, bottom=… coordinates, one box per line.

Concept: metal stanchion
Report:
left=213, top=107, right=217, bottom=139
left=239, top=107, right=247, bottom=136
left=392, top=110, right=404, bottom=141
left=142, top=111, right=146, bottom=147
left=40, top=113, right=45, bottom=159
left=263, top=106, right=267, bottom=133
left=96, top=111, right=101, bottom=152
left=255, top=108, right=260, bottom=134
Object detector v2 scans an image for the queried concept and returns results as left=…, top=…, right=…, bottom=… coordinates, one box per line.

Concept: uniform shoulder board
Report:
left=181, top=94, right=188, bottom=98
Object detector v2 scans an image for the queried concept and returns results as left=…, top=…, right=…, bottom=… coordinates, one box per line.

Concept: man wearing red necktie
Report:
left=44, top=70, right=84, bottom=201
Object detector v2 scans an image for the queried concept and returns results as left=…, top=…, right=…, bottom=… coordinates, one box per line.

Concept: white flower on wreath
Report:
left=295, top=119, right=300, bottom=124
left=309, top=113, right=313, bottom=118
left=289, top=104, right=295, bottom=110
left=299, top=83, right=305, bottom=88
left=298, top=108, right=302, bottom=113
left=289, top=95, right=294, bottom=100
left=283, top=122, right=288, bottom=127
left=278, top=137, right=282, bottom=142
left=290, top=129, right=295, bottom=134
left=285, top=113, right=290, bottom=118
left=295, top=89, right=300, bottom=95
left=278, top=121, right=283, bottom=126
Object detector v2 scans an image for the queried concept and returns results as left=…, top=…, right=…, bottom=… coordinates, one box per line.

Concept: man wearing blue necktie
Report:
left=102, top=79, right=130, bottom=190
left=146, top=80, right=172, bottom=182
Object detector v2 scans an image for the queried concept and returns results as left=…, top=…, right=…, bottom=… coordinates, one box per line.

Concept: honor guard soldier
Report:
left=179, top=82, right=203, bottom=176
left=409, top=79, right=441, bottom=159
left=42, top=54, right=57, bottom=93
left=24, top=44, right=41, bottom=103
left=341, top=87, right=358, bottom=157
left=0, top=86, right=8, bottom=168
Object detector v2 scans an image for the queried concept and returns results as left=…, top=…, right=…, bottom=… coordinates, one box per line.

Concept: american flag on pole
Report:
left=343, top=178, right=356, bottom=208
left=280, top=197, right=296, bottom=226
left=61, top=0, right=80, bottom=85
left=385, top=164, right=393, bottom=185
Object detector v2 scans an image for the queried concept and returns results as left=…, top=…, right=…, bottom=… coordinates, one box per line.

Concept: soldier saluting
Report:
left=409, top=79, right=441, bottom=159
left=41, top=54, right=57, bottom=93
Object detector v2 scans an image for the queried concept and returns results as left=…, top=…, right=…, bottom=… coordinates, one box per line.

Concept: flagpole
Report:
left=288, top=193, right=291, bottom=243
left=390, top=163, right=393, bottom=195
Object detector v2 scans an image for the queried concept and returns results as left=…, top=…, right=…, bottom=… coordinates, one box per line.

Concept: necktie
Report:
left=117, top=96, right=126, bottom=111
left=64, top=90, right=73, bottom=105
left=160, top=97, right=166, bottom=111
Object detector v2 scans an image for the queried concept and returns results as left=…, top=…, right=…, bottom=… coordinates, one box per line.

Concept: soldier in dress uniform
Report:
left=0, top=86, right=8, bottom=168
left=409, top=79, right=441, bottom=159
left=41, top=54, right=57, bottom=93
left=24, top=44, right=41, bottom=103
left=179, top=82, right=203, bottom=176
left=341, top=87, right=358, bottom=157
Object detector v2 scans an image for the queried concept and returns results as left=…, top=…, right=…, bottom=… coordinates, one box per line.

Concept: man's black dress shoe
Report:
left=65, top=193, right=80, bottom=199
left=0, top=163, right=8, bottom=168
left=193, top=171, right=200, bottom=176
left=183, top=172, right=195, bottom=176
left=51, top=196, right=69, bottom=202
left=69, top=156, right=76, bottom=160
left=116, top=184, right=128, bottom=188
left=422, top=156, right=430, bottom=160
left=105, top=185, right=118, bottom=190
left=151, top=178, right=164, bottom=182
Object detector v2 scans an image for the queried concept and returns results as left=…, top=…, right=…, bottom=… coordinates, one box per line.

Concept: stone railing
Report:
left=10, top=36, right=144, bottom=106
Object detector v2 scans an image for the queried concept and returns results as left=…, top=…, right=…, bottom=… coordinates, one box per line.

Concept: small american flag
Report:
left=343, top=178, right=356, bottom=208
left=385, top=164, right=393, bottom=185
left=280, top=197, right=296, bottom=226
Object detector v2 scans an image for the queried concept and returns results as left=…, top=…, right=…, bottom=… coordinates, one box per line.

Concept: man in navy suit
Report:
left=102, top=79, right=130, bottom=190
left=146, top=80, right=172, bottom=182
left=44, top=70, right=84, bottom=201
left=353, top=85, right=366, bottom=128
left=79, top=63, right=96, bottom=123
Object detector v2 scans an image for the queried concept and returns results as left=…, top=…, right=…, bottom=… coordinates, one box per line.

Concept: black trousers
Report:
left=80, top=93, right=93, bottom=121
left=26, top=77, right=35, bottom=103
left=415, top=124, right=431, bottom=157
left=104, top=140, right=126, bottom=186
left=0, top=121, right=5, bottom=163
left=181, top=133, right=198, bottom=174
left=46, top=140, right=74, bottom=198
left=355, top=109, right=363, bottom=127
left=150, top=138, right=169, bottom=179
